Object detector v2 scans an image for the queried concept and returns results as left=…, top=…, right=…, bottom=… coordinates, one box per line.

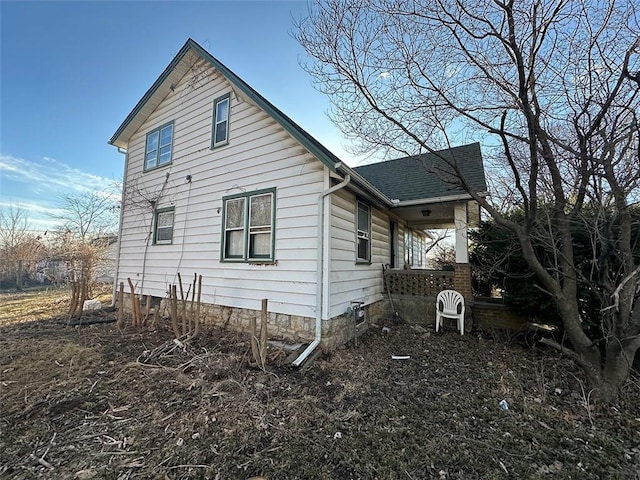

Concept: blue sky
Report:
left=0, top=0, right=359, bottom=230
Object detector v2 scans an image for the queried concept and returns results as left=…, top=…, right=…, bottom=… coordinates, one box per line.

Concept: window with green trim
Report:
left=145, top=122, right=173, bottom=170
left=356, top=200, right=371, bottom=263
left=154, top=207, right=174, bottom=245
left=222, top=189, right=275, bottom=262
left=212, top=94, right=230, bottom=148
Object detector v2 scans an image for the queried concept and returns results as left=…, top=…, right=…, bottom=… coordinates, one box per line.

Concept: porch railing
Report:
left=383, top=269, right=454, bottom=297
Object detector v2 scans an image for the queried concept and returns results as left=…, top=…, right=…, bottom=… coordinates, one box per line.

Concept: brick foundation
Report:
left=473, top=299, right=528, bottom=331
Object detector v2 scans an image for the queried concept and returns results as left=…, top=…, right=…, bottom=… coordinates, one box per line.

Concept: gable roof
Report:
left=353, top=143, right=487, bottom=204
left=110, top=39, right=487, bottom=208
left=109, top=38, right=342, bottom=172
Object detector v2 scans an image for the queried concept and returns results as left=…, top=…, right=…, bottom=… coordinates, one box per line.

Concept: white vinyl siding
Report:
left=328, top=189, right=390, bottom=318
left=117, top=58, right=325, bottom=317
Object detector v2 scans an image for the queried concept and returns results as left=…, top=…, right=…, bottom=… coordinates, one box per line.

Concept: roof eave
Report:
left=392, top=191, right=488, bottom=207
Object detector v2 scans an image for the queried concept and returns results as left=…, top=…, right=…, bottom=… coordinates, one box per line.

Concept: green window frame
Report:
left=153, top=207, right=174, bottom=245
left=144, top=122, right=174, bottom=171
left=356, top=200, right=371, bottom=263
left=211, top=93, right=230, bottom=148
left=221, top=188, right=276, bottom=263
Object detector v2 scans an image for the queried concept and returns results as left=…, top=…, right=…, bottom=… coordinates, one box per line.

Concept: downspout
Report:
left=111, top=147, right=128, bottom=307
left=293, top=172, right=351, bottom=367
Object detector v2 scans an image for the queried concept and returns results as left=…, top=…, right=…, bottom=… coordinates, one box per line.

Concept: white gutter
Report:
left=293, top=173, right=351, bottom=367
left=110, top=147, right=128, bottom=307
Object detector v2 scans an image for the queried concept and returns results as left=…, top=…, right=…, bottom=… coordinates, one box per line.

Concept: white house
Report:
left=109, top=39, right=487, bottom=363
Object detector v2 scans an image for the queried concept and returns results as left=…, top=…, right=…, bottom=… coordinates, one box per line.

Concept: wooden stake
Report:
left=194, top=274, right=202, bottom=338
left=251, top=311, right=259, bottom=364
left=188, top=273, right=196, bottom=335
left=260, top=299, right=268, bottom=366
left=177, top=273, right=186, bottom=336
left=170, top=284, right=180, bottom=339
left=117, top=282, right=124, bottom=328
left=126, top=278, right=135, bottom=323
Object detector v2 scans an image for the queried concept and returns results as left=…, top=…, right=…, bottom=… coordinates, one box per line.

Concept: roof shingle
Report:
left=353, top=143, right=487, bottom=202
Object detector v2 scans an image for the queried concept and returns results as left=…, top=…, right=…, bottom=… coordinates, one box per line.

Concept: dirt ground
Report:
left=0, top=290, right=639, bottom=479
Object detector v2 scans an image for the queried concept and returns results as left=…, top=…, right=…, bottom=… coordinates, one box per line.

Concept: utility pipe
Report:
left=292, top=173, right=351, bottom=367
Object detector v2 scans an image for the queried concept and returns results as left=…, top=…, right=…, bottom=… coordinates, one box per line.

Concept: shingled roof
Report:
left=352, top=143, right=487, bottom=203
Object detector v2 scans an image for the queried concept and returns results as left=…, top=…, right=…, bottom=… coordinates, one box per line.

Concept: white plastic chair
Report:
left=435, top=290, right=465, bottom=335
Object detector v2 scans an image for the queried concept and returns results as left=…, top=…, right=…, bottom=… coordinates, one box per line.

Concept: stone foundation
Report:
left=119, top=293, right=388, bottom=350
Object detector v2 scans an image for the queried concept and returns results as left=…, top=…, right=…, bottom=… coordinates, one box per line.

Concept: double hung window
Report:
left=356, top=201, right=371, bottom=263
left=404, top=230, right=414, bottom=266
left=145, top=122, right=173, bottom=170
left=212, top=94, right=230, bottom=148
left=222, top=189, right=275, bottom=262
left=154, top=207, right=174, bottom=244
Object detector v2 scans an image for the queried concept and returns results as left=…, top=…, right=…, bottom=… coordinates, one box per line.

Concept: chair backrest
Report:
left=436, top=289, right=464, bottom=314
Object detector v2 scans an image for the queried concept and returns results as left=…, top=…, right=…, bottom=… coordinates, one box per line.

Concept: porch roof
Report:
left=353, top=143, right=487, bottom=204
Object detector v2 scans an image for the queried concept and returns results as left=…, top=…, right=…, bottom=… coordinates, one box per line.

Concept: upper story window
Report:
left=212, top=94, right=230, bottom=148
left=154, top=207, right=174, bottom=244
left=145, top=122, right=174, bottom=171
left=222, top=188, right=275, bottom=262
left=356, top=200, right=371, bottom=263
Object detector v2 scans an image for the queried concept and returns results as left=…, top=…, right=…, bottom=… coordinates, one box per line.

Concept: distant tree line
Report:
left=0, top=191, right=119, bottom=317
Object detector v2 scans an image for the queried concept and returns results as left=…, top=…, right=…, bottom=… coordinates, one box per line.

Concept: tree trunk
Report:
left=593, top=338, right=640, bottom=402
left=16, top=260, right=23, bottom=291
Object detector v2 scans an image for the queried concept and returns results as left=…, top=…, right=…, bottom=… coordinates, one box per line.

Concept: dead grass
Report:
left=0, top=285, right=112, bottom=326
left=0, top=292, right=639, bottom=479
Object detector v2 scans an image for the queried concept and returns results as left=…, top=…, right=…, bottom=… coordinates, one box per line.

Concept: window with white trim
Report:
left=145, top=122, right=173, bottom=170
left=222, top=189, right=275, bottom=262
left=404, top=229, right=413, bottom=266
left=154, top=207, right=174, bottom=244
left=356, top=200, right=371, bottom=263
left=212, top=94, right=230, bottom=148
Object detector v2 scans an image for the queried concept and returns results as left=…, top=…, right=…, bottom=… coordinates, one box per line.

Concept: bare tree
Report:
left=49, top=191, right=119, bottom=317
left=297, top=0, right=640, bottom=401
left=0, top=206, right=46, bottom=290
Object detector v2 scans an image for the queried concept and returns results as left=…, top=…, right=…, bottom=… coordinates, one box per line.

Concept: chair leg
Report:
left=459, top=317, right=464, bottom=335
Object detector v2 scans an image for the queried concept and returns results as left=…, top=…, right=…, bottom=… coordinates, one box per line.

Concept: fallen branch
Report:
left=538, top=337, right=597, bottom=374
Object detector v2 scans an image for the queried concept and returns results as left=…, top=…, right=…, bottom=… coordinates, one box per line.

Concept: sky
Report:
left=0, top=0, right=363, bottom=231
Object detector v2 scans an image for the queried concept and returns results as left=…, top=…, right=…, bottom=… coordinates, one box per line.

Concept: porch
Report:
left=382, top=265, right=473, bottom=331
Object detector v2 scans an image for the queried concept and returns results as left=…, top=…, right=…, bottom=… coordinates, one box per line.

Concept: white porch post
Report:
left=454, top=203, right=468, bottom=263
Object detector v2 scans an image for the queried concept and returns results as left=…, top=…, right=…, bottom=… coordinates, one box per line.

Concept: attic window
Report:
left=145, top=122, right=174, bottom=171
left=212, top=94, right=230, bottom=148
